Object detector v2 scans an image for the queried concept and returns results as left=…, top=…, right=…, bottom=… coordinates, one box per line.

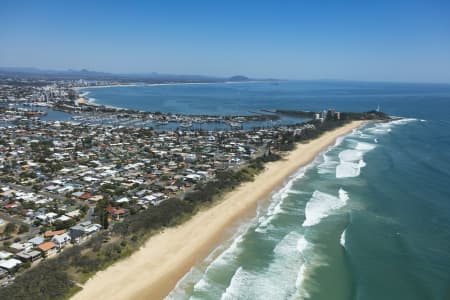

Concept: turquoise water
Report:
left=87, top=81, right=450, bottom=300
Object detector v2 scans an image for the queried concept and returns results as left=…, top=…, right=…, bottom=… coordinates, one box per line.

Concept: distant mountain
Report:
left=0, top=67, right=118, bottom=78
left=0, top=67, right=269, bottom=83
left=228, top=75, right=249, bottom=82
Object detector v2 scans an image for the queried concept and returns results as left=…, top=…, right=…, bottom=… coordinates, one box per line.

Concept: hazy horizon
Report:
left=1, top=0, right=450, bottom=83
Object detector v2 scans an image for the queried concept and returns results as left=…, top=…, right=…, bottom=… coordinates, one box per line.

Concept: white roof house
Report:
left=0, top=251, right=13, bottom=260
left=9, top=242, right=33, bottom=252
left=116, top=197, right=130, bottom=203
left=65, top=210, right=81, bottom=218
left=0, top=258, right=22, bottom=271
left=56, top=215, right=72, bottom=222
left=28, top=236, right=45, bottom=246
left=51, top=233, right=71, bottom=248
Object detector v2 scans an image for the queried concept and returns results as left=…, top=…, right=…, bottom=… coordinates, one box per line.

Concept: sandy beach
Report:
left=71, top=121, right=366, bottom=300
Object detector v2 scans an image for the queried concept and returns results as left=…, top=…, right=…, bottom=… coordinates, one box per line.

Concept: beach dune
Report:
left=71, top=121, right=365, bottom=300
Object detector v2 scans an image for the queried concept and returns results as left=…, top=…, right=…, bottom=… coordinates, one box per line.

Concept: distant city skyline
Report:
left=1, top=0, right=450, bottom=83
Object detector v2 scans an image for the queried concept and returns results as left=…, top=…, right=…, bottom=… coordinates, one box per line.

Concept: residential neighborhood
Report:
left=0, top=96, right=325, bottom=286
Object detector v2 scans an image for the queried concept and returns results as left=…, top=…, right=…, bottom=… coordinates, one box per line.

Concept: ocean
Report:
left=86, top=81, right=450, bottom=300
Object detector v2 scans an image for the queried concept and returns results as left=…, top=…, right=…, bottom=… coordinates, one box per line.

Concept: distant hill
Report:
left=0, top=67, right=270, bottom=83
left=228, top=75, right=249, bottom=82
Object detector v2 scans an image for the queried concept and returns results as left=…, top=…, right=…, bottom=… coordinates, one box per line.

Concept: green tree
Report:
left=18, top=224, right=30, bottom=234
left=3, top=223, right=17, bottom=236
left=100, top=211, right=109, bottom=229
left=95, top=198, right=109, bottom=229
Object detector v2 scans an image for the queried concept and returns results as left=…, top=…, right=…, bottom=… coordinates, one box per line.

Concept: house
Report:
left=37, top=242, right=57, bottom=257
left=88, top=195, right=103, bottom=203
left=71, top=191, right=84, bottom=198
left=16, top=250, right=42, bottom=262
left=79, top=193, right=92, bottom=200
left=116, top=197, right=129, bottom=204
left=51, top=233, right=71, bottom=249
left=185, top=173, right=201, bottom=182
left=69, top=226, right=86, bottom=244
left=9, top=242, right=33, bottom=252
left=28, top=236, right=45, bottom=246
left=0, top=251, right=13, bottom=260
left=3, top=202, right=20, bottom=210
left=106, top=205, right=127, bottom=220
left=65, top=209, right=81, bottom=218
left=55, top=215, right=72, bottom=222
left=83, top=223, right=102, bottom=235
left=36, top=212, right=58, bottom=224
left=69, top=222, right=101, bottom=244
left=44, top=229, right=66, bottom=239
left=0, top=258, right=22, bottom=272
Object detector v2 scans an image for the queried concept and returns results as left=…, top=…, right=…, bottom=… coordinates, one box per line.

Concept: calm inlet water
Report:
left=88, top=81, right=450, bottom=300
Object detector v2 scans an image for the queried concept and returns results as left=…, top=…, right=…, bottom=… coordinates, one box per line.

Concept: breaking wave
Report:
left=336, top=137, right=376, bottom=178
left=302, top=189, right=349, bottom=227
left=340, top=229, right=347, bottom=248
left=255, top=164, right=313, bottom=233
left=220, top=231, right=309, bottom=300
left=317, top=153, right=339, bottom=174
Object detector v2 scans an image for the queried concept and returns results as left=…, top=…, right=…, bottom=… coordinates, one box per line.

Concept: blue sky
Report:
left=1, top=0, right=450, bottom=82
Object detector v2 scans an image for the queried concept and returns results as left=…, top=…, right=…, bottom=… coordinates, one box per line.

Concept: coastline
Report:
left=76, top=80, right=263, bottom=91
left=71, top=120, right=366, bottom=300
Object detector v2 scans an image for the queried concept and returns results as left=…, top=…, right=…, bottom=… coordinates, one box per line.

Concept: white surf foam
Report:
left=353, top=130, right=374, bottom=139
left=302, top=189, right=349, bottom=227
left=336, top=160, right=366, bottom=178
left=339, top=149, right=363, bottom=162
left=334, top=135, right=345, bottom=146
left=255, top=183, right=291, bottom=233
left=336, top=140, right=373, bottom=178
left=220, top=267, right=249, bottom=300
left=340, top=229, right=347, bottom=248
left=354, top=141, right=376, bottom=151
left=255, top=167, right=310, bottom=233
left=366, top=118, right=417, bottom=136
left=221, top=231, right=308, bottom=300
left=167, top=220, right=253, bottom=299
left=338, top=188, right=349, bottom=204
left=317, top=153, right=339, bottom=174
left=390, top=118, right=418, bottom=125
left=297, top=235, right=308, bottom=253
left=294, top=236, right=310, bottom=299
left=288, top=189, right=308, bottom=195
left=366, top=123, right=392, bottom=135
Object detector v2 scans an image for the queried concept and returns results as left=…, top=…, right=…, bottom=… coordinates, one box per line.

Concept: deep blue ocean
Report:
left=86, top=81, right=450, bottom=300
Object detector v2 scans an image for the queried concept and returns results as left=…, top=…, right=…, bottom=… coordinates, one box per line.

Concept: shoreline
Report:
left=71, top=120, right=366, bottom=300
left=76, top=80, right=264, bottom=91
